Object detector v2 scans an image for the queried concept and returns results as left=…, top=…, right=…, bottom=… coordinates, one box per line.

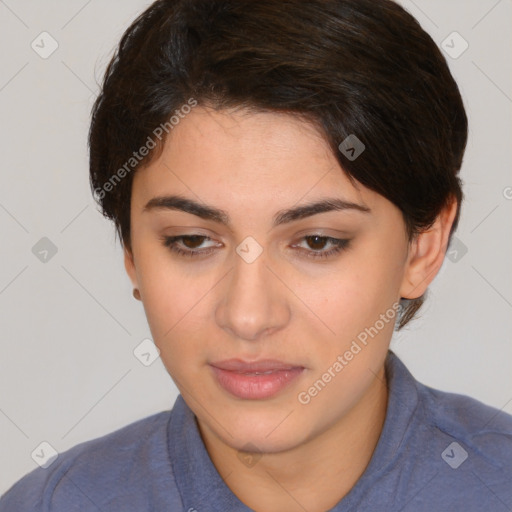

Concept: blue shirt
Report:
left=1, top=351, right=511, bottom=511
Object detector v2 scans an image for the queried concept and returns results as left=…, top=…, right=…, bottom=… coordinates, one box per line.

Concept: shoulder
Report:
left=0, top=410, right=182, bottom=511
left=387, top=351, right=512, bottom=469
left=419, top=384, right=512, bottom=445
left=418, top=382, right=512, bottom=466
left=383, top=354, right=512, bottom=508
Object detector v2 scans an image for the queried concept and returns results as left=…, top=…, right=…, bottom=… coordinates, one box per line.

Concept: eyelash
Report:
left=160, top=234, right=350, bottom=260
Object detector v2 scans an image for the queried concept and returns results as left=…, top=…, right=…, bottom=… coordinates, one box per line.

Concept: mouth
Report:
left=209, top=359, right=305, bottom=400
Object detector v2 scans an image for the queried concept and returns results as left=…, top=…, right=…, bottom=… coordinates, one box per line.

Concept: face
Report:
left=125, top=106, right=414, bottom=454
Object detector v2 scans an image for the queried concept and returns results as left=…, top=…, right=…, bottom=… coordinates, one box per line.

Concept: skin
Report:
left=124, top=106, right=457, bottom=512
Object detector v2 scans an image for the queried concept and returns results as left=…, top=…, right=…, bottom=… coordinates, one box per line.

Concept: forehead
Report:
left=132, top=106, right=383, bottom=219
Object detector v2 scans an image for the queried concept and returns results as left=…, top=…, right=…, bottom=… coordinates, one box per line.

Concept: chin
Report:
left=219, top=411, right=312, bottom=454
left=231, top=431, right=303, bottom=455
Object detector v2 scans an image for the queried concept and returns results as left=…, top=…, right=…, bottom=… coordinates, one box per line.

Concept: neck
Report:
left=197, top=365, right=389, bottom=512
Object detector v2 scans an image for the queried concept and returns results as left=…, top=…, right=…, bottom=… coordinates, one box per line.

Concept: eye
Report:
left=160, top=234, right=218, bottom=257
left=161, top=233, right=350, bottom=260
left=293, top=235, right=350, bottom=260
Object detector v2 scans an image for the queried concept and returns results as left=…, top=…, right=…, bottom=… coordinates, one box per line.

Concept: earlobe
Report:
left=400, top=198, right=458, bottom=299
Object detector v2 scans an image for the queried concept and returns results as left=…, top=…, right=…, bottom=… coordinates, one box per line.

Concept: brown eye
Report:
left=305, top=235, right=329, bottom=251
left=161, top=234, right=218, bottom=258
left=181, top=235, right=207, bottom=249
left=294, top=235, right=350, bottom=260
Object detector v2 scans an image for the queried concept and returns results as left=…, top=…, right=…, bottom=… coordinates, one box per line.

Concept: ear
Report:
left=400, top=198, right=458, bottom=299
left=124, top=246, right=139, bottom=289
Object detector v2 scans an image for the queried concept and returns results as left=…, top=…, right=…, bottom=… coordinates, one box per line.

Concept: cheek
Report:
left=308, top=260, right=399, bottom=333
left=135, top=249, right=220, bottom=370
left=293, top=265, right=397, bottom=419
left=294, top=250, right=404, bottom=378
left=135, top=247, right=191, bottom=335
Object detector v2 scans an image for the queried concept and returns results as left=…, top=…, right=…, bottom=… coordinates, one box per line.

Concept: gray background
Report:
left=0, top=0, right=511, bottom=494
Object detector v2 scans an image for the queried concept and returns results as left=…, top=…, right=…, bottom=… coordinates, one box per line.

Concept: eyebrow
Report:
left=143, top=194, right=371, bottom=228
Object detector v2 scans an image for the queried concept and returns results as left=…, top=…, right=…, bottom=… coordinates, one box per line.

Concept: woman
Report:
left=2, top=0, right=511, bottom=510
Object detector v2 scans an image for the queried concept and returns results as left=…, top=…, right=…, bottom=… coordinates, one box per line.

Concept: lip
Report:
left=210, top=358, right=302, bottom=372
left=209, top=359, right=305, bottom=400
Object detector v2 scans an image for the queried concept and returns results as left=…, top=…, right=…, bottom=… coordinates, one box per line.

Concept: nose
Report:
left=215, top=244, right=290, bottom=342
